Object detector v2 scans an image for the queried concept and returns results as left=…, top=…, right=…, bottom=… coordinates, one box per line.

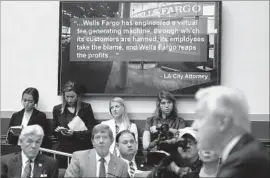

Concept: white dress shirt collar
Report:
left=221, top=134, right=243, bottom=163
left=96, top=152, right=110, bottom=164
left=21, top=110, right=33, bottom=128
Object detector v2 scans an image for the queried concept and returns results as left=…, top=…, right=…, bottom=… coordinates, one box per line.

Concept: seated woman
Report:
left=143, top=91, right=186, bottom=152
left=7, top=87, right=51, bottom=149
left=198, top=150, right=220, bottom=178
left=101, top=97, right=138, bottom=156
left=52, top=81, right=97, bottom=168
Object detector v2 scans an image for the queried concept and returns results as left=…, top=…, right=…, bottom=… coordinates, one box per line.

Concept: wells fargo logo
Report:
left=132, top=3, right=203, bottom=18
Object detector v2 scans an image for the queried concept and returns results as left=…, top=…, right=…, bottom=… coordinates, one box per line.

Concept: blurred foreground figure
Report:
left=192, top=86, right=269, bottom=178
left=198, top=150, right=220, bottom=177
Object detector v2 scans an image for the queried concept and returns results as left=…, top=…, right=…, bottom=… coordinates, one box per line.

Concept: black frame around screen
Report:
left=58, top=1, right=222, bottom=97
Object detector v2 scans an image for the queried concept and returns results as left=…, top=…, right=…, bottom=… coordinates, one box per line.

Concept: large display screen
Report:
left=58, top=1, right=221, bottom=96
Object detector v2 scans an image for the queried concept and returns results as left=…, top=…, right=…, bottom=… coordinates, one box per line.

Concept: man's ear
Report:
left=219, top=116, right=233, bottom=132
left=18, top=138, right=22, bottom=145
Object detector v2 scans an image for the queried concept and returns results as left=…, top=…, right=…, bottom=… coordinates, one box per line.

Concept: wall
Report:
left=1, top=1, right=269, bottom=124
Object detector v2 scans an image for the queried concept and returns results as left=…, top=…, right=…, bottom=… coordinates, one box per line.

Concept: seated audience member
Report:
left=52, top=81, right=97, bottom=168
left=147, top=127, right=202, bottom=178
left=102, top=97, right=138, bottom=156
left=7, top=87, right=51, bottom=149
left=1, top=125, right=59, bottom=178
left=143, top=91, right=186, bottom=152
left=192, top=86, right=270, bottom=178
left=116, top=130, right=151, bottom=177
left=198, top=150, right=220, bottom=177
left=64, top=124, right=129, bottom=178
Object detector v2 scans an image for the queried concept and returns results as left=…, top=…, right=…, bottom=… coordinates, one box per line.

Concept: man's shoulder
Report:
left=234, top=134, right=268, bottom=158
left=239, top=139, right=269, bottom=162
left=72, top=149, right=92, bottom=157
left=38, top=154, right=57, bottom=163
left=110, top=154, right=127, bottom=165
left=1, top=152, right=20, bottom=163
left=225, top=134, right=269, bottom=168
left=220, top=139, right=269, bottom=178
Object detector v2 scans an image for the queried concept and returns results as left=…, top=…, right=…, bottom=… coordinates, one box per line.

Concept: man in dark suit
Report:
left=1, top=125, right=59, bottom=178
left=192, top=86, right=270, bottom=178
left=116, top=130, right=152, bottom=177
left=64, top=124, right=129, bottom=177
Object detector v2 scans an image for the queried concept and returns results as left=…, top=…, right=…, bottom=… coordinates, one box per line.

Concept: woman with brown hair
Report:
left=8, top=87, right=51, bottom=149
left=52, top=81, right=97, bottom=167
left=143, top=91, right=186, bottom=151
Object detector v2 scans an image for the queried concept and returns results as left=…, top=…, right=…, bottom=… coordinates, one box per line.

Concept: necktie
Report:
left=129, top=161, right=135, bottom=178
left=113, top=125, right=119, bottom=156
left=99, top=158, right=106, bottom=178
left=22, top=159, right=32, bottom=178
left=115, top=125, right=120, bottom=134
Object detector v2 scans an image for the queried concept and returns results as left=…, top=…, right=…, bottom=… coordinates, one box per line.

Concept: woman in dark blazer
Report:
left=8, top=87, right=51, bottom=149
left=52, top=81, right=97, bottom=168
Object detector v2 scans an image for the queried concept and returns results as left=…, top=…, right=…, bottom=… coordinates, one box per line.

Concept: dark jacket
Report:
left=8, top=108, right=52, bottom=149
left=52, top=102, right=97, bottom=151
left=1, top=152, right=59, bottom=178
left=146, top=151, right=202, bottom=178
left=217, top=133, right=270, bottom=178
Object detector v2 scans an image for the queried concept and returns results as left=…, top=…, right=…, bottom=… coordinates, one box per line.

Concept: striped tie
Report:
left=22, top=159, right=32, bottom=178
left=129, top=161, right=135, bottom=178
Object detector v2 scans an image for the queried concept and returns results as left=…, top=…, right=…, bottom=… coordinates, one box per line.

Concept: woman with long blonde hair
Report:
left=102, top=97, right=138, bottom=156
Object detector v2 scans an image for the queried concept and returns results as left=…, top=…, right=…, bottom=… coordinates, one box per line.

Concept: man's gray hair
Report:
left=195, top=86, right=251, bottom=133
left=19, top=124, right=44, bottom=141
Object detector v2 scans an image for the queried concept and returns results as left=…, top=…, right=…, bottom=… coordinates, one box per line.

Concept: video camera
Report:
left=145, top=130, right=192, bottom=171
left=156, top=124, right=171, bottom=141
left=176, top=138, right=189, bottom=151
left=155, top=124, right=174, bottom=151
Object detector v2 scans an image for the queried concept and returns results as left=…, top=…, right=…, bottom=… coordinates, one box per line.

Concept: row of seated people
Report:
left=4, top=83, right=270, bottom=178
left=7, top=81, right=187, bottom=168
left=2, top=124, right=220, bottom=178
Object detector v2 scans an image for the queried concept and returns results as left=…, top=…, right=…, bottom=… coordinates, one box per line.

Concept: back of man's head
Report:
left=195, top=86, right=251, bottom=133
